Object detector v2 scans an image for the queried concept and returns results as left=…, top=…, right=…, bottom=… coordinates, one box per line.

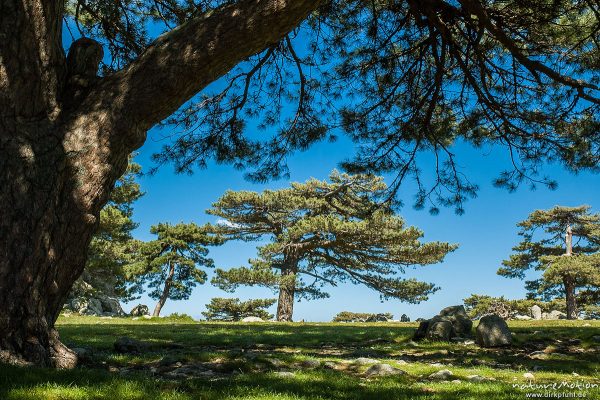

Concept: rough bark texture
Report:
left=0, top=0, right=321, bottom=367
left=276, top=252, right=299, bottom=322
left=153, top=263, right=175, bottom=317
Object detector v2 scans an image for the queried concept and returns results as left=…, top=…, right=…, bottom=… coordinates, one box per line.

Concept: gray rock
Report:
left=274, top=371, right=295, bottom=378
left=241, top=316, right=264, bottom=323
left=531, top=305, right=542, bottom=320
left=71, top=347, right=91, bottom=361
left=439, top=305, right=468, bottom=318
left=114, top=336, right=148, bottom=353
left=365, top=313, right=390, bottom=322
left=300, top=359, right=321, bottom=369
left=467, top=374, right=486, bottom=382
left=353, top=357, right=380, bottom=365
left=547, top=310, right=567, bottom=320
left=426, top=317, right=454, bottom=341
left=130, top=304, right=149, bottom=317
left=514, top=314, right=532, bottom=321
left=400, top=314, right=410, bottom=322
left=476, top=314, right=512, bottom=348
left=429, top=369, right=453, bottom=380
left=323, top=361, right=337, bottom=369
left=364, top=363, right=405, bottom=377
left=413, top=320, right=430, bottom=340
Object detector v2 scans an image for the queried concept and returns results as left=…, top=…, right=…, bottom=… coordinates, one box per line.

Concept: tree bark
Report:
left=153, top=263, right=175, bottom=317
left=564, top=276, right=578, bottom=320
left=0, top=0, right=322, bottom=367
left=276, top=252, right=299, bottom=322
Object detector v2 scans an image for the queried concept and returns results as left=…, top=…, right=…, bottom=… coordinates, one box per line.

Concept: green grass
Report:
left=0, top=316, right=599, bottom=399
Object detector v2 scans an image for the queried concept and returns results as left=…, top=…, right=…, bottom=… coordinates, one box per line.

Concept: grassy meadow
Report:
left=0, top=316, right=598, bottom=399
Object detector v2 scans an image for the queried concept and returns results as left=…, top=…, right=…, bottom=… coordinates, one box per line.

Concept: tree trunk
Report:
left=564, top=276, right=578, bottom=320
left=563, top=225, right=577, bottom=319
left=0, top=0, right=321, bottom=367
left=153, top=263, right=175, bottom=317
left=276, top=253, right=299, bottom=322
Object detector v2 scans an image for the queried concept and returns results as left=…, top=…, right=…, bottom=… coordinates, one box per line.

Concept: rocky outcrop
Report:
left=241, top=316, right=264, bottom=322
left=130, top=304, right=150, bottom=317
left=63, top=271, right=124, bottom=316
left=413, top=305, right=473, bottom=341
left=475, top=314, right=512, bottom=347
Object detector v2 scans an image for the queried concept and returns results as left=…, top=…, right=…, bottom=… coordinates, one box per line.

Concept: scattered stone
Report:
left=323, top=361, right=337, bottom=369
left=130, top=304, right=149, bottom=317
left=451, top=379, right=461, bottom=384
left=476, top=314, right=512, bottom=348
left=463, top=340, right=475, bottom=346
left=114, top=336, right=148, bottom=353
left=365, top=313, right=390, bottom=322
left=264, top=358, right=285, bottom=368
left=300, top=359, right=321, bottom=369
left=529, top=351, right=548, bottom=360
left=274, top=371, right=295, bottom=378
left=396, top=359, right=408, bottom=365
left=467, top=375, right=486, bottom=382
left=241, top=316, right=264, bottom=323
left=547, top=310, right=567, bottom=320
left=71, top=347, right=91, bottom=361
left=353, top=357, right=380, bottom=365
left=523, top=372, right=535, bottom=380
left=514, top=314, right=532, bottom=320
left=363, top=363, right=406, bottom=377
left=400, top=314, right=411, bottom=322
left=531, top=305, right=542, bottom=320
left=429, top=369, right=453, bottom=380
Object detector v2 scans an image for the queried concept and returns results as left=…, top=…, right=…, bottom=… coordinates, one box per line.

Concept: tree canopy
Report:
left=202, top=297, right=276, bottom=321
left=66, top=0, right=600, bottom=212
left=127, top=223, right=223, bottom=316
left=500, top=205, right=600, bottom=318
left=208, top=171, right=456, bottom=321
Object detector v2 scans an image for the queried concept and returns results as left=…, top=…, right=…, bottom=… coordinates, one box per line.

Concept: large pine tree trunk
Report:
left=153, top=263, right=175, bottom=317
left=564, top=276, right=578, bottom=320
left=0, top=0, right=320, bottom=366
left=276, top=253, right=299, bottom=322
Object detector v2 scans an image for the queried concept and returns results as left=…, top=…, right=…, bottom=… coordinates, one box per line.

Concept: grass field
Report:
left=0, top=316, right=599, bottom=399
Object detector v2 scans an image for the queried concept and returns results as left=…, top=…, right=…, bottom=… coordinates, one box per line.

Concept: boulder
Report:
left=365, top=313, right=390, bottom=322
left=547, top=310, right=567, bottom=320
left=531, top=305, right=542, bottom=320
left=400, top=314, right=410, bottom=322
left=413, top=305, right=472, bottom=341
left=363, top=363, right=405, bottom=377
left=429, top=369, right=453, bottom=380
left=241, top=316, right=264, bottom=323
left=426, top=317, right=454, bottom=341
left=514, top=314, right=532, bottom=321
left=475, top=314, right=512, bottom=347
left=130, top=304, right=150, bottom=317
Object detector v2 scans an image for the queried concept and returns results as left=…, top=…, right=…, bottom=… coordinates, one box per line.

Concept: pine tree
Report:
left=208, top=171, right=456, bottom=321
left=129, top=223, right=223, bottom=317
left=499, top=206, right=600, bottom=319
left=202, top=298, right=276, bottom=321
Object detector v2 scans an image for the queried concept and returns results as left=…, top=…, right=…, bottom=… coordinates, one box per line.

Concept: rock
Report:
left=400, top=314, right=410, bottom=322
left=413, top=320, right=430, bottom=340
left=429, top=369, right=453, bottom=380
left=413, top=305, right=473, bottom=342
left=353, top=357, right=380, bottom=365
left=467, top=375, right=487, bottom=382
left=396, top=359, right=408, bottom=365
left=274, top=371, right=295, bottom=378
left=71, top=347, right=91, bottom=361
left=415, top=318, right=426, bottom=322
left=523, top=372, right=535, bottom=380
left=541, top=312, right=549, bottom=320
left=300, top=359, right=321, bottom=369
left=451, top=379, right=461, bottom=384
left=241, top=316, right=264, bottom=323
left=130, top=304, right=149, bottom=317
left=426, top=317, right=454, bottom=341
left=323, top=361, right=337, bottom=369
left=475, top=314, right=512, bottom=348
left=514, top=314, right=532, bottom=321
left=547, top=310, right=567, bottom=320
left=531, top=305, right=542, bottom=320
left=65, top=294, right=124, bottom=317
left=363, top=363, right=405, bottom=377
left=365, top=313, right=390, bottom=322
left=114, top=336, right=148, bottom=353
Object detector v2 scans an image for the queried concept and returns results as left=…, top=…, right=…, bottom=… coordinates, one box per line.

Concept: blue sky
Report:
left=127, top=125, right=600, bottom=321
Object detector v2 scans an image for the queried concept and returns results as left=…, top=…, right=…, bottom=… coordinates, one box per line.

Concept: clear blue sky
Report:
left=127, top=125, right=599, bottom=321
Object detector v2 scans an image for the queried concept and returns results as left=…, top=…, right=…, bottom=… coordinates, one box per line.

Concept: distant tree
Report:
left=462, top=294, right=565, bottom=319
left=208, top=172, right=456, bottom=321
left=129, top=223, right=222, bottom=317
left=202, top=298, right=276, bottom=321
left=499, top=206, right=600, bottom=319
left=332, top=311, right=393, bottom=323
